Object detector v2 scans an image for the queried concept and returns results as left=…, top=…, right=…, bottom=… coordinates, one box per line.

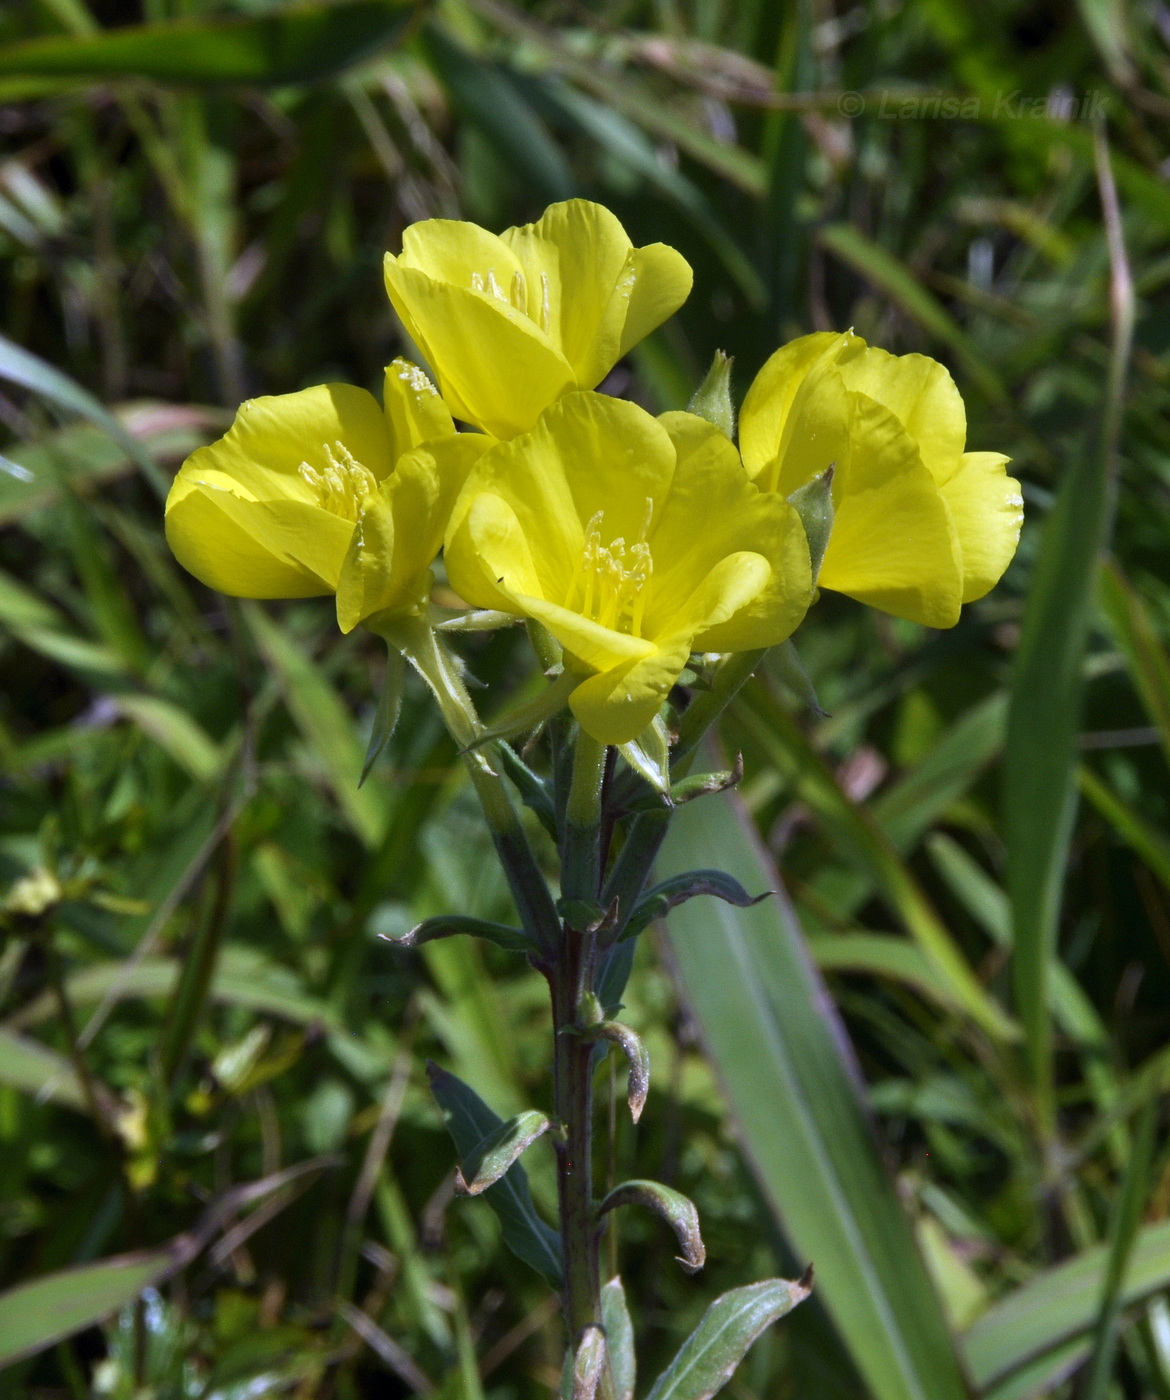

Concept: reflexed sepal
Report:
left=767, top=639, right=828, bottom=720
left=644, top=1273, right=813, bottom=1400
left=454, top=1110, right=553, bottom=1196
left=622, top=870, right=770, bottom=942
left=619, top=715, right=672, bottom=797
left=359, top=647, right=405, bottom=787
left=384, top=914, right=536, bottom=955
left=624, top=754, right=745, bottom=814
left=566, top=1325, right=606, bottom=1400
left=581, top=1021, right=650, bottom=1123
left=601, top=1276, right=635, bottom=1400
left=597, top=1179, right=705, bottom=1274
left=426, top=1063, right=563, bottom=1284
left=433, top=608, right=519, bottom=631
left=687, top=350, right=735, bottom=441
left=787, top=465, right=835, bottom=585
left=462, top=670, right=578, bottom=753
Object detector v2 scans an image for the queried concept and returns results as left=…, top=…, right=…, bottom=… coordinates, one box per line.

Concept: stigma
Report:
left=572, top=500, right=654, bottom=637
left=299, top=442, right=378, bottom=522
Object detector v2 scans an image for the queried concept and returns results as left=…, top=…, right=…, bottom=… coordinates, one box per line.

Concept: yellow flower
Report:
left=444, top=392, right=811, bottom=744
left=165, top=359, right=487, bottom=630
left=740, top=331, right=1022, bottom=627
left=383, top=200, right=693, bottom=440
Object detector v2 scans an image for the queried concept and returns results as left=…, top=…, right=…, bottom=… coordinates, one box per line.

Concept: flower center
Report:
left=571, top=501, right=654, bottom=638
left=298, top=442, right=378, bottom=523
left=470, top=267, right=552, bottom=335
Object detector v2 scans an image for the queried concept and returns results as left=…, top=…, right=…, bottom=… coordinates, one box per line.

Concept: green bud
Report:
left=787, top=465, right=835, bottom=584
left=687, top=350, right=735, bottom=440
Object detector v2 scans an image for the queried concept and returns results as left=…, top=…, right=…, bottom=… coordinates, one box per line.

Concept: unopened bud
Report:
left=687, top=351, right=735, bottom=440
left=787, top=465, right=835, bottom=585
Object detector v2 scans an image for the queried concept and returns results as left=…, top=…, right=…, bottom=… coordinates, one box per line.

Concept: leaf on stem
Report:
left=454, top=1109, right=553, bottom=1197
left=598, top=1179, right=705, bottom=1274
left=359, top=647, right=405, bottom=788
left=622, top=869, right=769, bottom=942
left=643, top=1274, right=813, bottom=1400
left=570, top=1325, right=607, bottom=1400
left=584, top=1021, right=650, bottom=1123
left=427, top=1063, right=563, bottom=1285
left=461, top=670, right=578, bottom=753
left=601, top=1276, right=636, bottom=1400
left=387, top=914, right=537, bottom=955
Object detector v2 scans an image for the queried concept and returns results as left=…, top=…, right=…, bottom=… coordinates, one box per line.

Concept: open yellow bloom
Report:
left=165, top=359, right=486, bottom=631
left=384, top=200, right=693, bottom=440
left=444, top=392, right=811, bottom=744
left=740, top=331, right=1022, bottom=627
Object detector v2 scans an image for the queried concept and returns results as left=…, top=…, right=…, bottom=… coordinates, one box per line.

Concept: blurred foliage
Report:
left=2, top=0, right=1170, bottom=1395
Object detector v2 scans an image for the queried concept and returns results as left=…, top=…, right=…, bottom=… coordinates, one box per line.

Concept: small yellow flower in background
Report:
left=740, top=331, right=1022, bottom=628
left=166, top=359, right=486, bottom=630
left=444, top=392, right=811, bottom=744
left=383, top=199, right=693, bottom=440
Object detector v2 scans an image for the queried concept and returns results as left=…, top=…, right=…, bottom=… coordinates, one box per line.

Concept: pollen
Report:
left=299, top=442, right=378, bottom=522
left=572, top=499, right=654, bottom=637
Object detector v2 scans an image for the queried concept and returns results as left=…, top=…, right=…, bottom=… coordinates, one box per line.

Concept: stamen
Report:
left=299, top=442, right=377, bottom=522
left=471, top=271, right=484, bottom=293
left=570, top=504, right=655, bottom=638
left=510, top=269, right=526, bottom=312
left=486, top=268, right=505, bottom=301
left=540, top=272, right=551, bottom=334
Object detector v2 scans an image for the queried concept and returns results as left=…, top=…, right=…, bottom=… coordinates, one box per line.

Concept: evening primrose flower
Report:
left=383, top=200, right=693, bottom=440
left=444, top=392, right=811, bottom=744
left=739, top=331, right=1022, bottom=628
left=165, top=359, right=487, bottom=630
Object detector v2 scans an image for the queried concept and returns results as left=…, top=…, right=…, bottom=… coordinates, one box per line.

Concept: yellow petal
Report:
left=616, top=242, right=694, bottom=359
left=336, top=488, right=396, bottom=633
left=569, top=640, right=692, bottom=745
left=819, top=393, right=963, bottom=628
left=836, top=347, right=966, bottom=486
left=942, top=452, right=1024, bottom=602
left=446, top=490, right=545, bottom=616
left=383, top=259, right=575, bottom=437
left=165, top=479, right=330, bottom=599
left=651, top=412, right=811, bottom=647
left=500, top=199, right=633, bottom=386
left=397, top=217, right=526, bottom=289
left=383, top=357, right=455, bottom=456
left=739, top=331, right=859, bottom=484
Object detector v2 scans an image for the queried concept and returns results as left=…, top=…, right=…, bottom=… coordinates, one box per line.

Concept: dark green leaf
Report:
left=389, top=913, right=535, bottom=954
left=597, top=1179, right=704, bottom=1274
left=600, top=1276, right=635, bottom=1400
left=624, top=869, right=769, bottom=941
left=454, top=1109, right=552, bottom=1196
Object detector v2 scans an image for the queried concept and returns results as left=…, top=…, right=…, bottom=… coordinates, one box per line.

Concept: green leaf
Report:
left=426, top=1063, right=562, bottom=1285
left=806, top=932, right=968, bottom=1013
left=598, top=1179, right=704, bottom=1274
left=963, top=1219, right=1170, bottom=1393
left=114, top=693, right=222, bottom=784
left=0, top=1, right=417, bottom=86
left=660, top=791, right=972, bottom=1400
left=1079, top=765, right=1170, bottom=892
left=567, top=1324, right=606, bottom=1400
left=454, top=1109, right=552, bottom=1197
left=586, top=1021, right=649, bottom=1123
left=0, top=1027, right=103, bottom=1115
left=0, top=1244, right=186, bottom=1368
left=1097, top=559, right=1170, bottom=767
left=360, top=647, right=405, bottom=787
left=644, top=1276, right=812, bottom=1400
left=600, top=1276, right=635, bottom=1400
left=390, top=913, right=536, bottom=954
left=0, top=332, right=163, bottom=495
left=623, top=869, right=769, bottom=942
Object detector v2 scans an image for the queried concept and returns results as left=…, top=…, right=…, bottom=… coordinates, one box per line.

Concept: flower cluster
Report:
left=166, top=200, right=1022, bottom=744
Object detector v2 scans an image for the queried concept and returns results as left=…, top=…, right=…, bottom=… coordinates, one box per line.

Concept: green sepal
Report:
left=787, top=465, right=835, bottom=584
left=621, top=869, right=769, bottom=942
left=384, top=914, right=536, bottom=955
left=496, top=742, right=558, bottom=840
left=462, top=670, right=577, bottom=753
left=427, top=1063, right=563, bottom=1285
left=601, top=1276, right=636, bottom=1400
left=625, top=754, right=745, bottom=813
left=359, top=646, right=405, bottom=787
left=454, top=1109, right=553, bottom=1196
left=598, top=1178, right=705, bottom=1274
left=644, top=1274, right=812, bottom=1400
left=619, top=715, right=671, bottom=798
left=687, top=350, right=735, bottom=440
left=767, top=640, right=828, bottom=720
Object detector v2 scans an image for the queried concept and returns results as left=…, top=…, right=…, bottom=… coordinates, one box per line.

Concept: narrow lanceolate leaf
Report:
left=1098, top=558, right=1170, bottom=767
left=601, top=1276, right=635, bottom=1400
left=390, top=914, right=536, bottom=955
left=598, top=1180, right=704, bottom=1274
left=0, top=1242, right=190, bottom=1367
left=360, top=647, right=405, bottom=787
left=623, top=869, right=769, bottom=942
left=427, top=1064, right=562, bottom=1285
left=454, top=1110, right=552, bottom=1197
left=644, top=1276, right=812, bottom=1400
left=0, top=1027, right=116, bottom=1116
left=570, top=1325, right=607, bottom=1400
left=0, top=1, right=416, bottom=86
left=586, top=1022, right=650, bottom=1123
left=963, top=1219, right=1170, bottom=1394
left=661, top=792, right=972, bottom=1400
